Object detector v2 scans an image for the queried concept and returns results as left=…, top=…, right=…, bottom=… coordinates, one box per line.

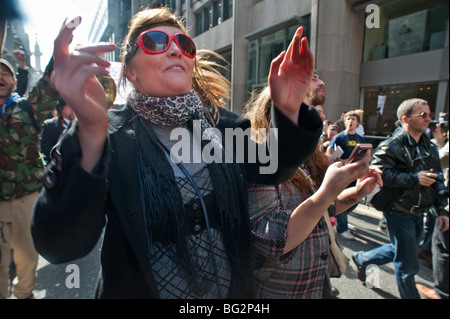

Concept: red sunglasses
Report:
left=127, top=30, right=196, bottom=60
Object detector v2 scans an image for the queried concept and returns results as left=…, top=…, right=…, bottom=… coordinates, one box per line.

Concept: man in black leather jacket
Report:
left=353, top=98, right=449, bottom=299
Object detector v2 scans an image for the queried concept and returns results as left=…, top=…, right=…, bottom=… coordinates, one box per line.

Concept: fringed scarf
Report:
left=128, top=91, right=250, bottom=297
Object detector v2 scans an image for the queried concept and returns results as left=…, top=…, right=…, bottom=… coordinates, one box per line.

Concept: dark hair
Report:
left=344, top=111, right=360, bottom=124
left=56, top=98, right=66, bottom=109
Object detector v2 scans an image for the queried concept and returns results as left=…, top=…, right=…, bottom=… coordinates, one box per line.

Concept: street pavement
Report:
left=32, top=236, right=102, bottom=299
left=26, top=205, right=435, bottom=299
left=330, top=204, right=435, bottom=299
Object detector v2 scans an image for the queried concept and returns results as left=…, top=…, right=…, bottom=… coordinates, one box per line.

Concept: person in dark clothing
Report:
left=40, top=98, right=74, bottom=165
left=31, top=8, right=322, bottom=299
left=353, top=98, right=449, bottom=299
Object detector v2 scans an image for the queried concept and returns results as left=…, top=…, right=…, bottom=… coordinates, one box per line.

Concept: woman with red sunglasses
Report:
left=32, top=7, right=323, bottom=299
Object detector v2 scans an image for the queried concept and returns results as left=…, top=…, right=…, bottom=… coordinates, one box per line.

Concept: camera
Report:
left=429, top=120, right=439, bottom=130
left=433, top=172, right=449, bottom=197
left=429, top=112, right=449, bottom=131
left=429, top=120, right=448, bottom=131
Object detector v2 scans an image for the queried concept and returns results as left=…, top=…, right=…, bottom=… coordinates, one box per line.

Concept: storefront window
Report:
left=363, top=0, right=448, bottom=61
left=363, top=82, right=438, bottom=137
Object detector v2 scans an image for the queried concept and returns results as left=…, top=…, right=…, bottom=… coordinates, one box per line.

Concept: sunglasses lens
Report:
left=420, top=112, right=434, bottom=119
left=142, top=31, right=169, bottom=53
left=176, top=34, right=196, bottom=57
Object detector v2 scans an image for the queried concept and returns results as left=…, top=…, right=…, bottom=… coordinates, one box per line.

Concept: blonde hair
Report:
left=242, top=86, right=272, bottom=143
left=120, top=7, right=230, bottom=124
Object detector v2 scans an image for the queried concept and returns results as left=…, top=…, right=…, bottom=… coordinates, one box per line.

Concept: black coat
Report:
left=31, top=104, right=322, bottom=298
left=371, top=128, right=448, bottom=216
left=40, top=116, right=67, bottom=164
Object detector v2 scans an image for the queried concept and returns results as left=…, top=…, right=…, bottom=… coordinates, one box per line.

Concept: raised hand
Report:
left=268, top=26, right=315, bottom=124
left=51, top=17, right=116, bottom=172
left=12, top=50, right=26, bottom=69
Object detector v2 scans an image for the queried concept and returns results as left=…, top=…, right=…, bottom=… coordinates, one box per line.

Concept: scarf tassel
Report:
left=137, top=147, right=197, bottom=280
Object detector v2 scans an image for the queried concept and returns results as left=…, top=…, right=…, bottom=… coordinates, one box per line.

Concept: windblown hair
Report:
left=120, top=7, right=230, bottom=125
left=243, top=86, right=328, bottom=197
left=242, top=86, right=272, bottom=142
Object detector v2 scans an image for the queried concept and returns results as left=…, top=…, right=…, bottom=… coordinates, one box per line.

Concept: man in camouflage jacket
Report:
left=0, top=57, right=59, bottom=299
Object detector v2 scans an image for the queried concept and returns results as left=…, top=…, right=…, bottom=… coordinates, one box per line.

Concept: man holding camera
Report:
left=353, top=98, right=449, bottom=299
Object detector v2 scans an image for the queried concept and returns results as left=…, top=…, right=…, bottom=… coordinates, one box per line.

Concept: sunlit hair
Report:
left=120, top=7, right=230, bottom=125
left=242, top=86, right=272, bottom=143
left=243, top=86, right=328, bottom=196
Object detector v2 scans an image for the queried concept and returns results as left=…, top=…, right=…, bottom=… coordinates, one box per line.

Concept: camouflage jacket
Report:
left=1, top=59, right=60, bottom=202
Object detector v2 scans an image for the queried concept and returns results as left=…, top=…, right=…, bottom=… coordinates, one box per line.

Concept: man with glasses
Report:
left=352, top=98, right=449, bottom=299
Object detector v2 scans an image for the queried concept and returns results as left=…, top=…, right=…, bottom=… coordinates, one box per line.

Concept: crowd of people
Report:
left=1, top=5, right=448, bottom=300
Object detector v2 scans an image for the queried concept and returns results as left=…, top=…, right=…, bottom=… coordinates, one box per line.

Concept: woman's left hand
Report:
left=268, top=26, right=315, bottom=124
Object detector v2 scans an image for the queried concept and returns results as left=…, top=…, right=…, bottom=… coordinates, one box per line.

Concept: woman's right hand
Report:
left=319, top=149, right=372, bottom=200
left=51, top=17, right=116, bottom=172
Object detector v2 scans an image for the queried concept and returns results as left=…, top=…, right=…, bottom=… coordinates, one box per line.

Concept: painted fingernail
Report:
left=66, top=17, right=82, bottom=29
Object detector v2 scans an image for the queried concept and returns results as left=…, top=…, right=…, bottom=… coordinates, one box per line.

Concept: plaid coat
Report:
left=249, top=183, right=330, bottom=299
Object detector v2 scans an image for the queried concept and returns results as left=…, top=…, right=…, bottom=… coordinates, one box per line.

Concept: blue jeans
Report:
left=336, top=204, right=358, bottom=233
left=432, top=219, right=449, bottom=299
left=353, top=207, right=424, bottom=299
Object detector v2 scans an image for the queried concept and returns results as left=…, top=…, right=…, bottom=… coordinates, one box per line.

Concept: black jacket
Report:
left=371, top=128, right=448, bottom=216
left=40, top=116, right=68, bottom=164
left=31, top=103, right=322, bottom=299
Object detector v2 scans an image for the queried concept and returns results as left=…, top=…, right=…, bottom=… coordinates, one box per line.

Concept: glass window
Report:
left=258, top=30, right=285, bottom=85
left=195, top=11, right=203, bottom=36
left=212, top=0, right=220, bottom=27
left=223, top=0, right=233, bottom=21
left=247, top=41, right=258, bottom=92
left=363, top=0, right=448, bottom=61
left=363, top=82, right=438, bottom=137
left=203, top=6, right=211, bottom=32
left=246, top=18, right=310, bottom=95
left=194, top=1, right=234, bottom=36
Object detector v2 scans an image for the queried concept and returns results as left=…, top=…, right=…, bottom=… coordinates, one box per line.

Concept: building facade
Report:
left=95, top=0, right=449, bottom=139
left=88, top=0, right=132, bottom=62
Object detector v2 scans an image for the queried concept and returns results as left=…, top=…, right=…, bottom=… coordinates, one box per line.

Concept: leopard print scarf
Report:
left=128, top=90, right=222, bottom=150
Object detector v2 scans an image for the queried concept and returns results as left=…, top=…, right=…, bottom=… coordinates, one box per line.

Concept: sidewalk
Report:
left=329, top=203, right=435, bottom=299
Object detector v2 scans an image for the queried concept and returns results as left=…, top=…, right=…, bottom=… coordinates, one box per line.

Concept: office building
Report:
left=97, top=0, right=449, bottom=139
